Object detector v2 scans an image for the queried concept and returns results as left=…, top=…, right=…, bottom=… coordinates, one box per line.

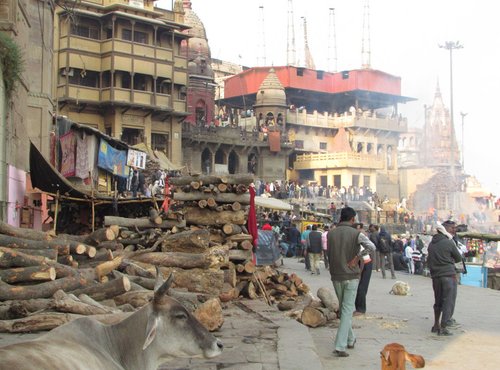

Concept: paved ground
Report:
left=1, top=258, right=500, bottom=369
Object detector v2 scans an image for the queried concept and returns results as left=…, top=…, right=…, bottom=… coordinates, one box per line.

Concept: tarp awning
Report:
left=254, top=196, right=292, bottom=211
left=132, top=143, right=184, bottom=171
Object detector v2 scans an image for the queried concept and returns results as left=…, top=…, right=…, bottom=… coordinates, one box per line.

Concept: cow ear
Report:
left=154, top=270, right=174, bottom=298
left=380, top=349, right=390, bottom=363
left=143, top=314, right=159, bottom=350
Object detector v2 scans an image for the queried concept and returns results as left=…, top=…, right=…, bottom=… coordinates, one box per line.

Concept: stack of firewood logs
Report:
left=0, top=174, right=309, bottom=333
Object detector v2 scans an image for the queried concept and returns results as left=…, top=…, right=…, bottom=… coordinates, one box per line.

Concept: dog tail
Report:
left=406, top=353, right=425, bottom=368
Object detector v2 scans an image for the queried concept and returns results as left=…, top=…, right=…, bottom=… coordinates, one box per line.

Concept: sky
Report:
left=157, top=0, right=500, bottom=197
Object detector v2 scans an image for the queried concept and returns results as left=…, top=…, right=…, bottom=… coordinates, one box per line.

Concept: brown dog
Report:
left=380, top=343, right=425, bottom=369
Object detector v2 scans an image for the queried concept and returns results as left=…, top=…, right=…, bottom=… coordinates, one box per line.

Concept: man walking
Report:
left=307, top=224, right=323, bottom=275
left=327, top=207, right=375, bottom=357
left=378, top=226, right=396, bottom=279
left=428, top=220, right=462, bottom=336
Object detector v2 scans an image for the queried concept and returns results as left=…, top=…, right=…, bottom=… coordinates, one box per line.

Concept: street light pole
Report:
left=460, top=111, right=467, bottom=171
left=439, top=41, right=463, bottom=179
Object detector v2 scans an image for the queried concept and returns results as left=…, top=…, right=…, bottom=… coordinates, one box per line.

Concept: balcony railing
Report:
left=294, top=152, right=385, bottom=170
left=286, top=109, right=408, bottom=132
left=183, top=125, right=293, bottom=148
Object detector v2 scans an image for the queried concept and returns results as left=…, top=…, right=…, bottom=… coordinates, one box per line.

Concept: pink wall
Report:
left=7, top=165, right=26, bottom=226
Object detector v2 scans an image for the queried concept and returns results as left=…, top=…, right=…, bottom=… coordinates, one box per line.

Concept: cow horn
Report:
left=154, top=269, right=174, bottom=297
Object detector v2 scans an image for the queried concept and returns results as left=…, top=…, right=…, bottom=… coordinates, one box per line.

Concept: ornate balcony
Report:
left=294, top=152, right=385, bottom=170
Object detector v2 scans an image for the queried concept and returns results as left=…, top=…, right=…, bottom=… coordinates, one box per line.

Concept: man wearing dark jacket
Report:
left=427, top=220, right=462, bottom=336
left=288, top=224, right=301, bottom=257
left=327, top=207, right=375, bottom=357
left=307, top=224, right=323, bottom=275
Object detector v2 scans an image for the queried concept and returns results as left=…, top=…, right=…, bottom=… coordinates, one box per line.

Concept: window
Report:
left=342, top=71, right=349, bottom=79
left=152, top=133, right=168, bottom=152
left=122, top=29, right=132, bottom=41
left=122, top=73, right=131, bottom=89
left=134, top=31, right=149, bottom=44
left=68, top=69, right=99, bottom=88
left=133, top=74, right=147, bottom=91
left=295, top=140, right=304, bottom=149
left=71, top=25, right=99, bottom=40
left=320, top=142, right=327, bottom=150
left=317, top=70, right=324, bottom=80
left=296, top=68, right=304, bottom=76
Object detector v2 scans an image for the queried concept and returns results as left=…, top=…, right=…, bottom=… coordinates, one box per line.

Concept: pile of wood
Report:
left=281, top=287, right=340, bottom=328
left=0, top=173, right=310, bottom=333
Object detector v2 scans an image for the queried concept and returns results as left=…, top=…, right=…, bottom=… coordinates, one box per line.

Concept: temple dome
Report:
left=180, top=0, right=211, bottom=60
left=255, top=68, right=287, bottom=107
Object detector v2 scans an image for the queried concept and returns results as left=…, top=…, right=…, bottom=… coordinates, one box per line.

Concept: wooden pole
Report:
left=91, top=172, right=95, bottom=232
left=53, top=190, right=59, bottom=234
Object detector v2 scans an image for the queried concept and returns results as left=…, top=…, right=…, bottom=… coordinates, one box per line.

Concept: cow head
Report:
left=142, top=270, right=223, bottom=360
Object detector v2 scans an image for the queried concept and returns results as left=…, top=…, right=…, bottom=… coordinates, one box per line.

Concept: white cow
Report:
left=0, top=273, right=223, bottom=370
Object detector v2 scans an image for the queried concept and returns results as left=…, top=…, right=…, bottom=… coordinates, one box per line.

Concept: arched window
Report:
left=228, top=150, right=239, bottom=174
left=201, top=148, right=212, bottom=174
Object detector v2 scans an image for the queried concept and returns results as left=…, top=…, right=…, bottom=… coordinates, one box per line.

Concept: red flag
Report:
left=247, top=185, right=258, bottom=264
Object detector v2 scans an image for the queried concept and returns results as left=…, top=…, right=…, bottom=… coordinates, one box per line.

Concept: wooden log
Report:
left=228, top=249, right=252, bottom=262
left=240, top=240, right=254, bottom=250
left=85, top=246, right=97, bottom=258
left=158, top=267, right=224, bottom=295
left=235, top=184, right=248, bottom=194
left=97, top=241, right=124, bottom=251
left=133, top=252, right=218, bottom=269
left=190, top=181, right=201, bottom=190
left=231, top=201, right=242, bottom=211
left=168, top=175, right=221, bottom=186
left=77, top=294, right=121, bottom=314
left=222, top=223, right=243, bottom=236
left=95, top=255, right=125, bottom=280
left=108, top=225, right=120, bottom=239
left=104, top=216, right=186, bottom=229
left=193, top=298, right=224, bottom=332
left=184, top=207, right=246, bottom=226
left=0, top=269, right=95, bottom=300
left=301, top=306, right=327, bottom=327
left=174, top=192, right=251, bottom=205
left=69, top=243, right=87, bottom=255
left=198, top=199, right=208, bottom=208
left=159, top=229, right=211, bottom=253
left=84, top=227, right=116, bottom=246
left=217, top=183, right=228, bottom=192
left=0, top=247, right=50, bottom=268
left=0, top=266, right=56, bottom=284
left=226, top=233, right=254, bottom=242
left=218, top=283, right=238, bottom=303
left=69, top=276, right=131, bottom=301
left=149, top=208, right=162, bottom=225
left=245, top=281, right=258, bottom=299
left=112, top=270, right=155, bottom=290
left=244, top=260, right=256, bottom=274
left=317, top=287, right=338, bottom=312
left=277, top=300, right=297, bottom=311
left=222, top=265, right=237, bottom=288
left=0, top=312, right=81, bottom=333
left=0, top=298, right=53, bottom=320
left=206, top=197, right=217, bottom=209
left=123, top=261, right=155, bottom=278
left=0, top=234, right=68, bottom=255
left=113, top=290, right=153, bottom=308
left=0, top=220, right=51, bottom=241
left=7, top=248, right=58, bottom=260
left=57, top=254, right=74, bottom=266
left=52, top=290, right=117, bottom=315
left=219, top=174, right=255, bottom=185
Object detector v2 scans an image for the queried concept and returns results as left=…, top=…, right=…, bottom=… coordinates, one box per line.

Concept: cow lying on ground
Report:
left=0, top=273, right=223, bottom=370
left=380, top=343, right=425, bottom=369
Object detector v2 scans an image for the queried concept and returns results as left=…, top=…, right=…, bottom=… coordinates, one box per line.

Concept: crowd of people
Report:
left=257, top=207, right=468, bottom=356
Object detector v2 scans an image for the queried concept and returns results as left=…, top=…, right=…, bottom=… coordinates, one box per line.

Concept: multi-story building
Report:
left=220, top=66, right=414, bottom=199
left=53, top=0, right=190, bottom=163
